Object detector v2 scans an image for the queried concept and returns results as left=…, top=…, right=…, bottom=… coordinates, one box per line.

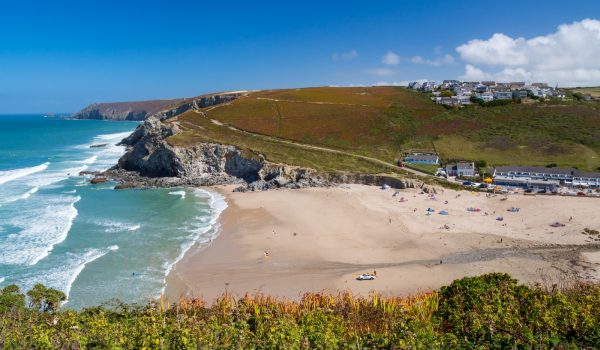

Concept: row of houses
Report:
left=401, top=154, right=600, bottom=189
left=492, top=166, right=600, bottom=190
left=402, top=154, right=477, bottom=177
left=407, top=80, right=565, bottom=106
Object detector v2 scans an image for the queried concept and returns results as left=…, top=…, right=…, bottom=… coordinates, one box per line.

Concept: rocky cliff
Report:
left=71, top=99, right=189, bottom=121
left=71, top=92, right=244, bottom=121
left=103, top=93, right=425, bottom=192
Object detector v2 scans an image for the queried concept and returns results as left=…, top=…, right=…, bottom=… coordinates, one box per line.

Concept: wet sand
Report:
left=166, top=185, right=600, bottom=302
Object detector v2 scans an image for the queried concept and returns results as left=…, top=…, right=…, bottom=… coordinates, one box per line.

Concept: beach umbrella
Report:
left=439, top=210, right=449, bottom=215
left=484, top=177, right=493, bottom=183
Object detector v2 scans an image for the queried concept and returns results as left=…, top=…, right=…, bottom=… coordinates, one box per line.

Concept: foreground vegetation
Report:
left=1, top=273, right=599, bottom=349
left=172, top=87, right=600, bottom=172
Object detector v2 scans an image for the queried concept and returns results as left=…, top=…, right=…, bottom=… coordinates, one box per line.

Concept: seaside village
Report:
left=408, top=79, right=566, bottom=106
left=401, top=153, right=600, bottom=196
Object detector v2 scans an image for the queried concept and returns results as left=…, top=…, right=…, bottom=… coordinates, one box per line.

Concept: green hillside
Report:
left=170, top=86, right=600, bottom=172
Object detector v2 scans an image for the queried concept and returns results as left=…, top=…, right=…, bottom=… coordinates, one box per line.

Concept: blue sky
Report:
left=1, top=0, right=599, bottom=113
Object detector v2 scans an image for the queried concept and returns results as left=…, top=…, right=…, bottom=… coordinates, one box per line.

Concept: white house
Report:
left=445, top=162, right=476, bottom=177
left=403, top=154, right=440, bottom=165
left=477, top=92, right=494, bottom=102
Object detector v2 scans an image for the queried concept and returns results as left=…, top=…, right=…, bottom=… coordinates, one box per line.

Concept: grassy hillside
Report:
left=1, top=274, right=598, bottom=348
left=171, top=86, right=600, bottom=172
left=570, top=86, right=600, bottom=98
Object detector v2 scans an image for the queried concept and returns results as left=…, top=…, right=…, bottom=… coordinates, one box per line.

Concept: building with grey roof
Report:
left=493, top=166, right=600, bottom=188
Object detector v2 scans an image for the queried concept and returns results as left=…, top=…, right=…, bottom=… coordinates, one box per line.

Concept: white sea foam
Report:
left=0, top=277, right=4, bottom=284
left=0, top=162, right=49, bottom=186
left=20, top=186, right=39, bottom=200
left=80, top=155, right=98, bottom=165
left=0, top=195, right=81, bottom=266
left=94, top=220, right=141, bottom=233
left=94, top=131, right=132, bottom=141
left=18, top=246, right=116, bottom=301
left=160, top=189, right=228, bottom=292
left=169, top=190, right=186, bottom=199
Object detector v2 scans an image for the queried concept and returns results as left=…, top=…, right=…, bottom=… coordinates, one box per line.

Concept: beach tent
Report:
left=439, top=210, right=449, bottom=215
left=426, top=208, right=435, bottom=212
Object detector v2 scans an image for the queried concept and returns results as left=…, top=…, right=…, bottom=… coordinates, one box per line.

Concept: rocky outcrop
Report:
left=71, top=99, right=188, bottom=121
left=71, top=92, right=245, bottom=121
left=107, top=96, right=418, bottom=191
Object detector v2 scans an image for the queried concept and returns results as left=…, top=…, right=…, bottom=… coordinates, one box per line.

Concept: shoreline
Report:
left=165, top=184, right=600, bottom=303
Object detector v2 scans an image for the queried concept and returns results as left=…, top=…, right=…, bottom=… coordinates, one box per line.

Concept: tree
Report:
left=0, top=284, right=25, bottom=312
left=27, top=284, right=66, bottom=312
left=440, top=90, right=454, bottom=97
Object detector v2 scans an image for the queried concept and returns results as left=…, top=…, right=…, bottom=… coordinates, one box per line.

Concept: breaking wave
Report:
left=0, top=162, right=49, bottom=186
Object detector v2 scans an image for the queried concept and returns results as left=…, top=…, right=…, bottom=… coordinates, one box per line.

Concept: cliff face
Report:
left=104, top=91, right=421, bottom=191
left=71, top=92, right=243, bottom=121
left=71, top=99, right=188, bottom=121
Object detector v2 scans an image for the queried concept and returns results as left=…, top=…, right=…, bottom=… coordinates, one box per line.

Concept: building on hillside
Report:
left=421, top=81, right=437, bottom=92
left=512, top=90, right=528, bottom=99
left=403, top=154, right=440, bottom=165
left=455, top=95, right=472, bottom=105
left=481, top=81, right=496, bottom=87
left=475, top=84, right=488, bottom=93
left=408, top=81, right=422, bottom=90
left=476, top=92, right=494, bottom=102
left=445, top=162, right=476, bottom=177
left=509, top=82, right=526, bottom=89
left=494, top=91, right=513, bottom=100
left=442, top=80, right=459, bottom=89
left=492, top=166, right=600, bottom=189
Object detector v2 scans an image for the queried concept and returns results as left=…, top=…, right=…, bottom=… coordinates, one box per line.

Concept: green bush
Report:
left=0, top=274, right=598, bottom=349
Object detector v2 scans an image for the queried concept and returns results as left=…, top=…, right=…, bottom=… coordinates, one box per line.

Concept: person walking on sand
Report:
left=373, top=270, right=377, bottom=277
left=569, top=216, right=573, bottom=222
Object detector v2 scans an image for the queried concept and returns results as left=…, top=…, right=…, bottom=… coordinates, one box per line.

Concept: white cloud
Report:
left=368, top=68, right=397, bottom=76
left=382, top=51, right=400, bottom=65
left=456, top=18, right=600, bottom=86
left=332, top=50, right=358, bottom=61
left=459, top=64, right=491, bottom=81
left=411, top=54, right=455, bottom=66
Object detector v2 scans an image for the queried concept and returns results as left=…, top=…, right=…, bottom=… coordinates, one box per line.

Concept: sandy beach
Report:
left=166, top=185, right=600, bottom=302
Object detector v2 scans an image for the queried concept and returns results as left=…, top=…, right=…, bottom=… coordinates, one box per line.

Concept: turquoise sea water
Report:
left=0, top=115, right=225, bottom=309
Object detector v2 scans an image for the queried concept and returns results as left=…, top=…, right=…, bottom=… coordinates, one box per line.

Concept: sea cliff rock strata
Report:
left=105, top=101, right=426, bottom=192
left=72, top=92, right=245, bottom=121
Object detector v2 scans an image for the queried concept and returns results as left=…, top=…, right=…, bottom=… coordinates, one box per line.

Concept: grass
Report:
left=1, top=274, right=599, bottom=349
left=171, top=111, right=399, bottom=175
left=170, top=86, right=600, bottom=172
left=404, top=163, right=440, bottom=175
left=570, top=86, right=600, bottom=98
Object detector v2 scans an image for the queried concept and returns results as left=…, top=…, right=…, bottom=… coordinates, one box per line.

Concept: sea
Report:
left=0, top=114, right=226, bottom=309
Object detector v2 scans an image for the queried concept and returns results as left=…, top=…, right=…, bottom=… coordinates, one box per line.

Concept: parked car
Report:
left=356, top=274, right=376, bottom=281
left=462, top=181, right=472, bottom=186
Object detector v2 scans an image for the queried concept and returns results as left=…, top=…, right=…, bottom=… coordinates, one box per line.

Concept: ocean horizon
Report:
left=0, top=114, right=225, bottom=309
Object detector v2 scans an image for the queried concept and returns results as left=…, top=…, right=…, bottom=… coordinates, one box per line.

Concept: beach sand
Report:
left=166, top=185, right=600, bottom=302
